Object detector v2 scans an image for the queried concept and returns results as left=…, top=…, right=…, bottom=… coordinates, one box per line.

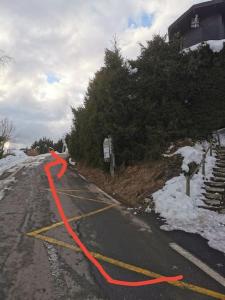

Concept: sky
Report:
left=0, top=0, right=203, bottom=148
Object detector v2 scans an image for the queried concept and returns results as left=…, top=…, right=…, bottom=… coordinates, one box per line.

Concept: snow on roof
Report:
left=183, top=39, right=225, bottom=53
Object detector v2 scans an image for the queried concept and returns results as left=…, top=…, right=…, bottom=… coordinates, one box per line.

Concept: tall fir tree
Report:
left=67, top=36, right=225, bottom=169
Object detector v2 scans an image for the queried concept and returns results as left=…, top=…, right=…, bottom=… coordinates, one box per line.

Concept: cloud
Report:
left=0, top=0, right=202, bottom=147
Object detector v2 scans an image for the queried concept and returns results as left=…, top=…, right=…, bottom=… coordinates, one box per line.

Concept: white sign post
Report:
left=103, top=138, right=111, bottom=162
left=103, top=136, right=115, bottom=177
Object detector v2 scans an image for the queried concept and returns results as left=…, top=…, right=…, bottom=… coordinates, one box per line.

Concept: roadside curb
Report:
left=77, top=172, right=120, bottom=205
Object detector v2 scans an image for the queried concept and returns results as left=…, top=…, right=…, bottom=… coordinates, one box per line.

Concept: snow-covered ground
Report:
left=0, top=150, right=50, bottom=201
left=0, top=150, right=27, bottom=176
left=149, top=142, right=225, bottom=254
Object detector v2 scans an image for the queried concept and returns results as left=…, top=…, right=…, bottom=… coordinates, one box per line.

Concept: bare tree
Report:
left=0, top=118, right=14, bottom=158
left=0, top=51, right=13, bottom=158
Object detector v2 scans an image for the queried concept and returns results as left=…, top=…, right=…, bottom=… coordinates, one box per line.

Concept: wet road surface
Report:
left=0, top=156, right=225, bottom=300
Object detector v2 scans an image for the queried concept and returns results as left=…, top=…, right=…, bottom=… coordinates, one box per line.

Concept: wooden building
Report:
left=169, top=0, right=225, bottom=49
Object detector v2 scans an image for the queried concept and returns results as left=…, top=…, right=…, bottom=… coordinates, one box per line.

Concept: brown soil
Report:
left=77, top=155, right=182, bottom=207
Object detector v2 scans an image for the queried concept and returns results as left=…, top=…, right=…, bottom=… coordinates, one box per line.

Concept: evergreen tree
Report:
left=54, top=139, right=64, bottom=153
left=68, top=41, right=133, bottom=166
left=67, top=36, right=225, bottom=170
left=31, top=137, right=54, bottom=154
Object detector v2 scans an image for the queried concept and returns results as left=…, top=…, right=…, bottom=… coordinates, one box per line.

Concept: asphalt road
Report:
left=0, top=155, right=225, bottom=300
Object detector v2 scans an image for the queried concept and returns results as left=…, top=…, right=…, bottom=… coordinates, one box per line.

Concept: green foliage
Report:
left=31, top=137, right=64, bottom=154
left=31, top=137, right=54, bottom=154
left=67, top=37, right=225, bottom=169
left=54, top=139, right=64, bottom=153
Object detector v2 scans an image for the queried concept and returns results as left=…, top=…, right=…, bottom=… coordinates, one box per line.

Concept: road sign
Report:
left=103, top=138, right=111, bottom=162
left=103, top=136, right=115, bottom=176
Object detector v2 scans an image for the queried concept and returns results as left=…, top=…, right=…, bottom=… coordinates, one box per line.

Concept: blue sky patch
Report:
left=47, top=73, right=60, bottom=84
left=128, top=17, right=138, bottom=29
left=140, top=12, right=153, bottom=27
left=128, top=12, right=154, bottom=29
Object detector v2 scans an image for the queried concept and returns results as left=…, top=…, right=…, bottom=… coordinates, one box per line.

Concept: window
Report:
left=191, top=14, right=200, bottom=28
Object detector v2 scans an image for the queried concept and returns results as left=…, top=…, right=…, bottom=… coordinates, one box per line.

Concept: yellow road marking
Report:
left=27, top=204, right=117, bottom=236
left=57, top=191, right=112, bottom=205
left=45, top=188, right=83, bottom=192
left=30, top=233, right=80, bottom=251
left=28, top=233, right=225, bottom=300
left=45, top=189, right=112, bottom=205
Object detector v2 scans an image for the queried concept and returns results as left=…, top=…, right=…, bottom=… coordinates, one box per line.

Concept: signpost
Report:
left=103, top=136, right=115, bottom=177
left=103, top=138, right=111, bottom=162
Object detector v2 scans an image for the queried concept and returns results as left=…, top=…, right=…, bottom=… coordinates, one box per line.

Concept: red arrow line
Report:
left=44, top=151, right=183, bottom=287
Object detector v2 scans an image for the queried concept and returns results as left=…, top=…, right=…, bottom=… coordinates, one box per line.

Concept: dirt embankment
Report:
left=77, top=155, right=182, bottom=207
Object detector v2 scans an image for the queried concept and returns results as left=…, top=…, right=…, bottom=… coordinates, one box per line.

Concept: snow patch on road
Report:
left=0, top=150, right=50, bottom=200
left=0, top=176, right=17, bottom=201
left=148, top=142, right=225, bottom=254
left=0, top=150, right=50, bottom=176
left=45, top=242, right=61, bottom=279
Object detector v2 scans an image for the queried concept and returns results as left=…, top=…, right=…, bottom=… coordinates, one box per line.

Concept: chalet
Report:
left=168, top=0, right=225, bottom=49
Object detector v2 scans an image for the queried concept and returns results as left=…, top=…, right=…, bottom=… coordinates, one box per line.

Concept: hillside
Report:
left=67, top=36, right=225, bottom=169
left=77, top=153, right=182, bottom=206
left=76, top=136, right=225, bottom=254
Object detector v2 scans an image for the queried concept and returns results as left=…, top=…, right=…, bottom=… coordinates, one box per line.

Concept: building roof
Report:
left=169, top=0, right=225, bottom=39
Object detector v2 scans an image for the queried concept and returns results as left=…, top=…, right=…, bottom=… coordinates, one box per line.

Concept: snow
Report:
left=127, top=63, right=138, bottom=75
left=129, top=67, right=138, bottom=74
left=44, top=242, right=61, bottom=279
left=0, top=189, right=5, bottom=201
left=0, top=150, right=50, bottom=176
left=145, top=206, right=152, bottom=213
left=0, top=150, right=27, bottom=176
left=0, top=150, right=50, bottom=201
left=69, top=157, right=76, bottom=166
left=149, top=142, right=225, bottom=254
left=175, top=145, right=203, bottom=173
left=184, top=39, right=225, bottom=53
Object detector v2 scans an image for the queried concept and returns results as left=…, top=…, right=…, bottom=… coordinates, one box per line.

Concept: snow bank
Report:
left=0, top=150, right=28, bottom=176
left=0, top=150, right=51, bottom=176
left=184, top=39, right=225, bottom=53
left=151, top=143, right=225, bottom=254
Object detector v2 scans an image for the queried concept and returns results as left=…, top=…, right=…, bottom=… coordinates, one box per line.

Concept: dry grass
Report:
left=77, top=156, right=182, bottom=207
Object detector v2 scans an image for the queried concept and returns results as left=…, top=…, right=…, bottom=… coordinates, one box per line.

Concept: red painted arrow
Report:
left=44, top=151, right=183, bottom=287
